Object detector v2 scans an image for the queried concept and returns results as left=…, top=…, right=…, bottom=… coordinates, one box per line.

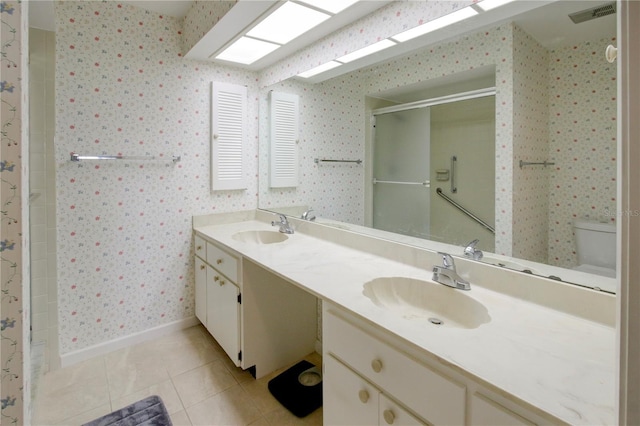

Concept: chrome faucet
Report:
left=464, top=239, right=483, bottom=260
left=301, top=208, right=316, bottom=221
left=271, top=214, right=294, bottom=234
left=432, top=252, right=471, bottom=291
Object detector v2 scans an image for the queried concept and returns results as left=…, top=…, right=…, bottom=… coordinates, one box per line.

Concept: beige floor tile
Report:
left=248, top=417, right=270, bottom=426
left=240, top=370, right=284, bottom=415
left=172, top=360, right=238, bottom=408
left=106, top=359, right=171, bottom=400
left=53, top=403, right=112, bottom=426
left=110, top=379, right=184, bottom=416
left=170, top=410, right=193, bottom=426
left=264, top=406, right=323, bottom=426
left=33, top=374, right=110, bottom=425
left=40, top=356, right=106, bottom=393
left=164, top=336, right=222, bottom=378
left=186, top=385, right=262, bottom=426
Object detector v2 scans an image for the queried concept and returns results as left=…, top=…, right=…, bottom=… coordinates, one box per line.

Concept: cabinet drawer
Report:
left=206, top=241, right=238, bottom=283
left=379, top=394, right=425, bottom=426
left=194, top=235, right=206, bottom=259
left=325, top=309, right=465, bottom=426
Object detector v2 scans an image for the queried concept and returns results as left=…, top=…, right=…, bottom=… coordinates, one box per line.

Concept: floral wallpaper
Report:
left=1, top=0, right=28, bottom=424
left=182, top=0, right=237, bottom=54
left=547, top=36, right=617, bottom=269
left=55, top=1, right=258, bottom=355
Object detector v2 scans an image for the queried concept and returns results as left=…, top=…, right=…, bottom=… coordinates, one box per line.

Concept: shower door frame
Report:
left=365, top=87, right=496, bottom=230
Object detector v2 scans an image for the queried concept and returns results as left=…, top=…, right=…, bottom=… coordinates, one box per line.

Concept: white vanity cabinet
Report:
left=194, top=235, right=241, bottom=365
left=323, top=303, right=547, bottom=426
left=194, top=231, right=318, bottom=379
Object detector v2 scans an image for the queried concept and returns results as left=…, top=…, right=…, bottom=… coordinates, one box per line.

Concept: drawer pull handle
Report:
left=196, top=245, right=202, bottom=251
left=216, top=258, right=223, bottom=265
left=214, top=276, right=220, bottom=282
left=200, top=265, right=206, bottom=270
left=371, top=359, right=383, bottom=373
left=358, top=390, right=369, bottom=404
left=383, top=409, right=395, bottom=425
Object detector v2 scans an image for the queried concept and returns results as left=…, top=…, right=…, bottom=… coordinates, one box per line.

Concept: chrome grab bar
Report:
left=435, top=188, right=495, bottom=234
left=519, top=160, right=555, bottom=168
left=450, top=155, right=457, bottom=193
left=314, top=158, right=362, bottom=165
left=373, top=178, right=430, bottom=187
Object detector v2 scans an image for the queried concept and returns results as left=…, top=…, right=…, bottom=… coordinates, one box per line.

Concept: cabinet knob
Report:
left=219, top=280, right=226, bottom=286
left=216, top=258, right=223, bottom=265
left=214, top=276, right=220, bottom=282
left=200, top=264, right=206, bottom=270
left=371, top=359, right=383, bottom=373
left=383, top=409, right=395, bottom=425
left=358, top=390, right=370, bottom=403
left=196, top=245, right=202, bottom=251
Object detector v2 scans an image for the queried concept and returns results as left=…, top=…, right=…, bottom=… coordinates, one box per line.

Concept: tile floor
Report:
left=32, top=325, right=323, bottom=425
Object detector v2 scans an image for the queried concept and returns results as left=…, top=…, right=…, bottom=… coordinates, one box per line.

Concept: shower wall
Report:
left=29, top=28, right=59, bottom=371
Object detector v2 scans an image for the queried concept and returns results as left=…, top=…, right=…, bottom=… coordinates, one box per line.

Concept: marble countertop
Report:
left=194, top=215, right=616, bottom=425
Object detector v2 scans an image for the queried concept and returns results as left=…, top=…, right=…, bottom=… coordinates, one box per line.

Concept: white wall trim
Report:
left=60, top=317, right=200, bottom=368
left=617, top=1, right=640, bottom=424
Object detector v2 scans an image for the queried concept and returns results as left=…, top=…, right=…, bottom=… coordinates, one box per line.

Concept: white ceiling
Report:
left=28, top=1, right=616, bottom=71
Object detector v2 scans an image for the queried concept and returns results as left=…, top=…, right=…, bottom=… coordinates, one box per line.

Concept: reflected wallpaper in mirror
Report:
left=258, top=2, right=616, bottom=292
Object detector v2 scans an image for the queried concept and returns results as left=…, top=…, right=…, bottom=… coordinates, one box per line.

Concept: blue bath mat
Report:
left=82, top=395, right=172, bottom=426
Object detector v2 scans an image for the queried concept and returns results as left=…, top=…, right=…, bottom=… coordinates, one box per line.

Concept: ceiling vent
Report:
left=569, top=2, right=616, bottom=24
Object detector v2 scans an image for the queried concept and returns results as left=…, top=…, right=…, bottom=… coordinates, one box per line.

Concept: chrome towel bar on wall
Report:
left=70, top=153, right=181, bottom=163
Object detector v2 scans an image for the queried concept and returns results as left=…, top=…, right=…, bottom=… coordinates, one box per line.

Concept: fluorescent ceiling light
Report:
left=298, top=61, right=342, bottom=78
left=247, top=2, right=331, bottom=45
left=215, top=37, right=280, bottom=64
left=337, top=39, right=397, bottom=63
left=391, top=7, right=479, bottom=42
left=296, top=0, right=360, bottom=14
left=476, top=0, right=516, bottom=12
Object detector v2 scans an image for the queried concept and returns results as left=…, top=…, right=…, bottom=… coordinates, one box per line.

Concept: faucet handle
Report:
left=464, top=239, right=483, bottom=260
left=437, top=252, right=455, bottom=269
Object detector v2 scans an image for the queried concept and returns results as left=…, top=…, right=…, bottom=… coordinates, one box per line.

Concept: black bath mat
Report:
left=82, top=395, right=172, bottom=426
left=268, top=360, right=323, bottom=418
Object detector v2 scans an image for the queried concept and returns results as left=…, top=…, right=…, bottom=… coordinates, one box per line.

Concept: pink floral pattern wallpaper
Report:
left=1, top=1, right=28, bottom=423
left=182, top=0, right=237, bottom=54
left=55, top=1, right=258, bottom=355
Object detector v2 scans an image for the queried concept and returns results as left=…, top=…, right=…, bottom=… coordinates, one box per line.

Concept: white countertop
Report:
left=194, top=215, right=616, bottom=425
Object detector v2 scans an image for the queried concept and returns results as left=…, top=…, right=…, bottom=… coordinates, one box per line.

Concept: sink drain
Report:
left=428, top=317, right=443, bottom=325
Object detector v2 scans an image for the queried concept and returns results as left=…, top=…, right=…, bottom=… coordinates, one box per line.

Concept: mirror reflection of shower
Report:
left=371, top=91, right=496, bottom=251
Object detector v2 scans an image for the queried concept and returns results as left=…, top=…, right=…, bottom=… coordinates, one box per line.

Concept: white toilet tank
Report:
left=573, top=219, right=616, bottom=276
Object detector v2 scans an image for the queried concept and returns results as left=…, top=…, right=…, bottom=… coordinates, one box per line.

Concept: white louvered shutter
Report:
left=269, top=91, right=299, bottom=188
left=211, top=82, right=247, bottom=191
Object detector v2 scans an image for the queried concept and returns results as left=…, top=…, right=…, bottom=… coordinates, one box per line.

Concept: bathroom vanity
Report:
left=193, top=210, right=616, bottom=425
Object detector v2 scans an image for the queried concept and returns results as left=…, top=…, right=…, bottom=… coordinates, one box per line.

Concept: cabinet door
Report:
left=206, top=268, right=241, bottom=366
left=194, top=257, right=207, bottom=325
left=379, top=394, right=426, bottom=426
left=324, top=355, right=379, bottom=426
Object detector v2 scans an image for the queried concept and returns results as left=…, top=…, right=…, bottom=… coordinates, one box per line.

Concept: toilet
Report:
left=573, top=218, right=616, bottom=278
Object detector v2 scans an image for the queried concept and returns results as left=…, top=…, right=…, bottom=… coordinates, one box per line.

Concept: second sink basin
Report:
left=363, top=277, right=490, bottom=329
left=232, top=230, right=289, bottom=245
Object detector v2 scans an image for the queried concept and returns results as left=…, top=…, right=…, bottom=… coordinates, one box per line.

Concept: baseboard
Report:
left=60, top=316, right=200, bottom=368
left=314, top=339, right=322, bottom=355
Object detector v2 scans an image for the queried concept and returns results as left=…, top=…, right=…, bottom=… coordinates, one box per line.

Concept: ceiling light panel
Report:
left=296, top=0, right=360, bottom=14
left=298, top=61, right=342, bottom=78
left=391, top=7, right=479, bottom=42
left=247, top=2, right=331, bottom=45
left=215, top=37, right=281, bottom=65
left=337, top=39, right=396, bottom=63
left=476, top=0, right=516, bottom=12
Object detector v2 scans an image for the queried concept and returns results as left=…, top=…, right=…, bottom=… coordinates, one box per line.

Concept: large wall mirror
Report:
left=257, top=1, right=617, bottom=293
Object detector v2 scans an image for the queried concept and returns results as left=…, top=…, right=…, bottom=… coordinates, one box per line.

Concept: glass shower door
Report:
left=372, top=107, right=431, bottom=239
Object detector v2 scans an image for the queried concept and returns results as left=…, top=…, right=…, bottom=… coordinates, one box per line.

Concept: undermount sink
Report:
left=363, top=277, right=491, bottom=329
left=232, top=230, right=289, bottom=245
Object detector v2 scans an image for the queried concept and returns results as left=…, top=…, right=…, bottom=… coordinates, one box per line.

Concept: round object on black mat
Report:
left=268, top=360, right=323, bottom=418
